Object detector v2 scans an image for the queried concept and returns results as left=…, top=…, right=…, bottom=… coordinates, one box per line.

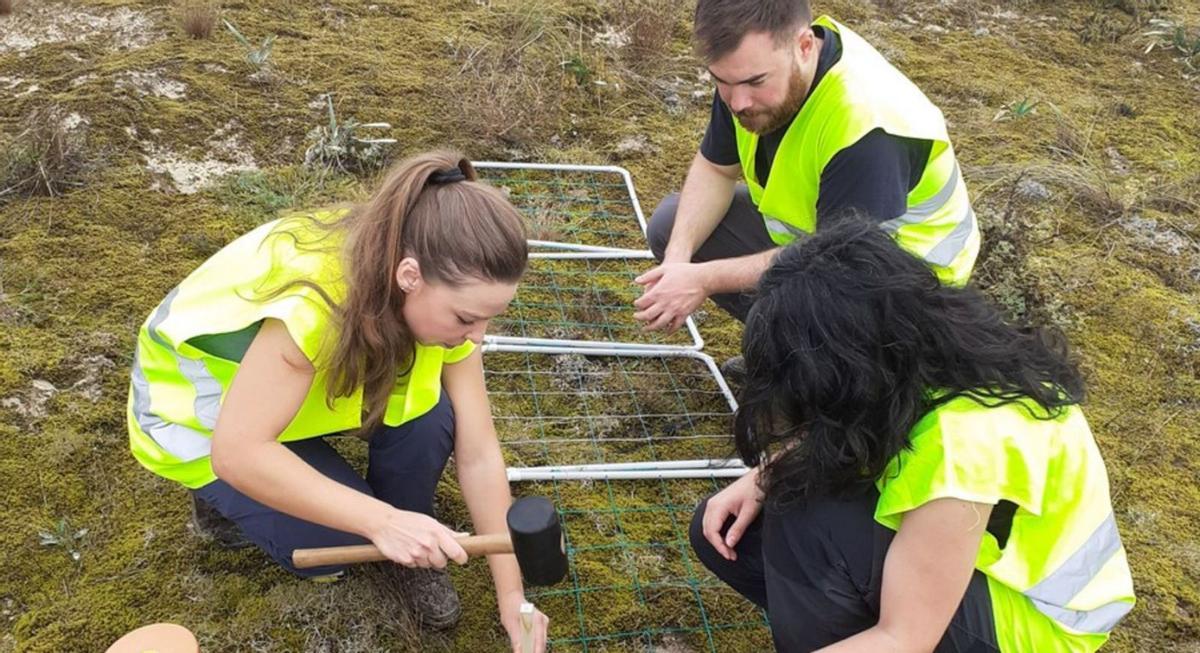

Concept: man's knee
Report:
left=646, top=193, right=680, bottom=261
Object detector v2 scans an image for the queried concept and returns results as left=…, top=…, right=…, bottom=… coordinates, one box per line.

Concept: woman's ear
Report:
left=395, top=257, right=422, bottom=293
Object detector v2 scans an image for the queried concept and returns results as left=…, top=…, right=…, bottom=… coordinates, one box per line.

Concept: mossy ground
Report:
left=1, top=0, right=1198, bottom=651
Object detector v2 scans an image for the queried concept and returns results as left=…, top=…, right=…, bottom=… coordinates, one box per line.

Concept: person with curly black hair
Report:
left=690, top=219, right=1134, bottom=652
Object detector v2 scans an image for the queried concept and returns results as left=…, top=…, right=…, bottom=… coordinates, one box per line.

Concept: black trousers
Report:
left=689, top=489, right=1001, bottom=652
left=647, top=186, right=775, bottom=323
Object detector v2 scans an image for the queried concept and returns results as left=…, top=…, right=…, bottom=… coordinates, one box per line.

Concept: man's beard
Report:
left=735, top=63, right=809, bottom=135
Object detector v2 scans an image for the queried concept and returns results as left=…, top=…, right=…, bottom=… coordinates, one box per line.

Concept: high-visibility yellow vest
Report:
left=876, top=396, right=1135, bottom=651
left=127, top=211, right=475, bottom=489
left=733, top=16, right=980, bottom=285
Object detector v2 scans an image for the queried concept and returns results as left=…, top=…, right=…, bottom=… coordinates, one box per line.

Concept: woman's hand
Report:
left=498, top=590, right=549, bottom=653
left=365, top=508, right=469, bottom=568
left=702, top=468, right=764, bottom=561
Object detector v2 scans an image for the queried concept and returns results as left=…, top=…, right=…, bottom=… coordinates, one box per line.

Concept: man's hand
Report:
left=633, top=262, right=710, bottom=333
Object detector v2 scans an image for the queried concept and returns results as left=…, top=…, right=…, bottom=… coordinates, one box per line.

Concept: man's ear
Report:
left=795, top=27, right=817, bottom=62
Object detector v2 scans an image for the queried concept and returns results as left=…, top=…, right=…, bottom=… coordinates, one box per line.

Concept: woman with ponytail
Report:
left=127, top=150, right=549, bottom=649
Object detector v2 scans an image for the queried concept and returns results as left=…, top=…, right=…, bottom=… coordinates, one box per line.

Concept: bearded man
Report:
left=634, top=0, right=981, bottom=376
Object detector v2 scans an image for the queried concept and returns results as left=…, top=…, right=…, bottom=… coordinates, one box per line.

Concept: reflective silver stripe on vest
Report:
left=923, top=207, right=976, bottom=267
left=130, top=287, right=221, bottom=462
left=764, top=216, right=807, bottom=240
left=879, top=163, right=974, bottom=268
left=1023, top=512, right=1132, bottom=634
left=880, top=162, right=963, bottom=232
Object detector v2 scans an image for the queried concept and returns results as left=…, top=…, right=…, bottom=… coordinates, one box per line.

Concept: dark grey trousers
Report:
left=194, top=393, right=456, bottom=577
left=689, top=489, right=1000, bottom=652
left=647, top=186, right=776, bottom=322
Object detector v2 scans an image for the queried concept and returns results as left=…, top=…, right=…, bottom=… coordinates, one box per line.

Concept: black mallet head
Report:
left=507, top=496, right=568, bottom=587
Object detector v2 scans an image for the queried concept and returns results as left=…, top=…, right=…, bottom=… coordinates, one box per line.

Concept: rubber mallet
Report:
left=291, top=496, right=568, bottom=587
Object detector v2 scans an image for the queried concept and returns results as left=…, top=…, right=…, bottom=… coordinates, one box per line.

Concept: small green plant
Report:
left=223, top=18, right=275, bottom=69
left=1142, top=19, right=1200, bottom=71
left=39, top=517, right=88, bottom=563
left=993, top=98, right=1040, bottom=122
left=303, top=95, right=396, bottom=172
left=562, top=54, right=593, bottom=86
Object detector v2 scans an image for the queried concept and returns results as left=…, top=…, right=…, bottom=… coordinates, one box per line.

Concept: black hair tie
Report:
left=428, top=167, right=467, bottom=185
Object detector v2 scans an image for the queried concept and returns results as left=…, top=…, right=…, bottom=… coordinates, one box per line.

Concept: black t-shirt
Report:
left=700, top=26, right=933, bottom=224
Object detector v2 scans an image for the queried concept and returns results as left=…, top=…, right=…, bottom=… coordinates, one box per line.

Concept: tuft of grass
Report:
left=209, top=166, right=361, bottom=224
left=614, top=0, right=683, bottom=75
left=303, top=95, right=397, bottom=173
left=1079, top=10, right=1134, bottom=45
left=442, top=1, right=579, bottom=147
left=1113, top=0, right=1170, bottom=21
left=0, top=105, right=88, bottom=203
left=177, top=0, right=218, bottom=40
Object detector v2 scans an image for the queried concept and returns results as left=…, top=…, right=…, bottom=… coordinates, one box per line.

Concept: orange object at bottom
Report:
left=106, top=623, right=199, bottom=653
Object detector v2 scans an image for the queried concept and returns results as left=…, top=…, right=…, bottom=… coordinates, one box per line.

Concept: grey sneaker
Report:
left=720, top=355, right=746, bottom=386
left=382, top=565, right=462, bottom=631
left=189, top=492, right=252, bottom=549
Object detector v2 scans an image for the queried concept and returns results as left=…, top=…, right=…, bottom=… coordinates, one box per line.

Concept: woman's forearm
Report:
left=208, top=318, right=387, bottom=539
left=214, top=439, right=389, bottom=539
left=456, top=445, right=524, bottom=597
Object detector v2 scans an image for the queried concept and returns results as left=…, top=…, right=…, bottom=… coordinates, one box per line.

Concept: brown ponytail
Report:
left=325, top=150, right=527, bottom=432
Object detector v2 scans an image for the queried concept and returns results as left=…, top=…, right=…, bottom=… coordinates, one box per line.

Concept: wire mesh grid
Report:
left=488, top=258, right=702, bottom=351
left=474, top=162, right=650, bottom=252
left=484, top=351, right=770, bottom=651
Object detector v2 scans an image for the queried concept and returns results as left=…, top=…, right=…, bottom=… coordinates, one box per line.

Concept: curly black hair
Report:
left=735, top=218, right=1084, bottom=509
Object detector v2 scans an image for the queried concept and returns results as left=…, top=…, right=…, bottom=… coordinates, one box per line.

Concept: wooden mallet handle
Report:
left=293, top=533, right=511, bottom=569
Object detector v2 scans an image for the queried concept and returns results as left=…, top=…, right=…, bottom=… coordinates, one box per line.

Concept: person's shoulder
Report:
left=915, top=394, right=1082, bottom=447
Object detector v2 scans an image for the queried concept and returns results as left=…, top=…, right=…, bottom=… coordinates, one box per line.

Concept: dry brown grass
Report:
left=0, top=105, right=88, bottom=202
left=616, top=0, right=685, bottom=74
left=973, top=161, right=1127, bottom=224
left=448, top=51, right=566, bottom=146
left=1138, top=175, right=1200, bottom=216
left=441, top=2, right=575, bottom=147
left=177, top=0, right=218, bottom=40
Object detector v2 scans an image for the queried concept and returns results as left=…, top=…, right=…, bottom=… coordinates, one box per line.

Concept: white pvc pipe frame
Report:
left=507, top=459, right=749, bottom=482
left=483, top=344, right=751, bottom=481
left=474, top=161, right=704, bottom=353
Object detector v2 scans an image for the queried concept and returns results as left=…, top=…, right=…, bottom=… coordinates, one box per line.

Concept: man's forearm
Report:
left=663, top=152, right=740, bottom=263
left=699, top=247, right=781, bottom=295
